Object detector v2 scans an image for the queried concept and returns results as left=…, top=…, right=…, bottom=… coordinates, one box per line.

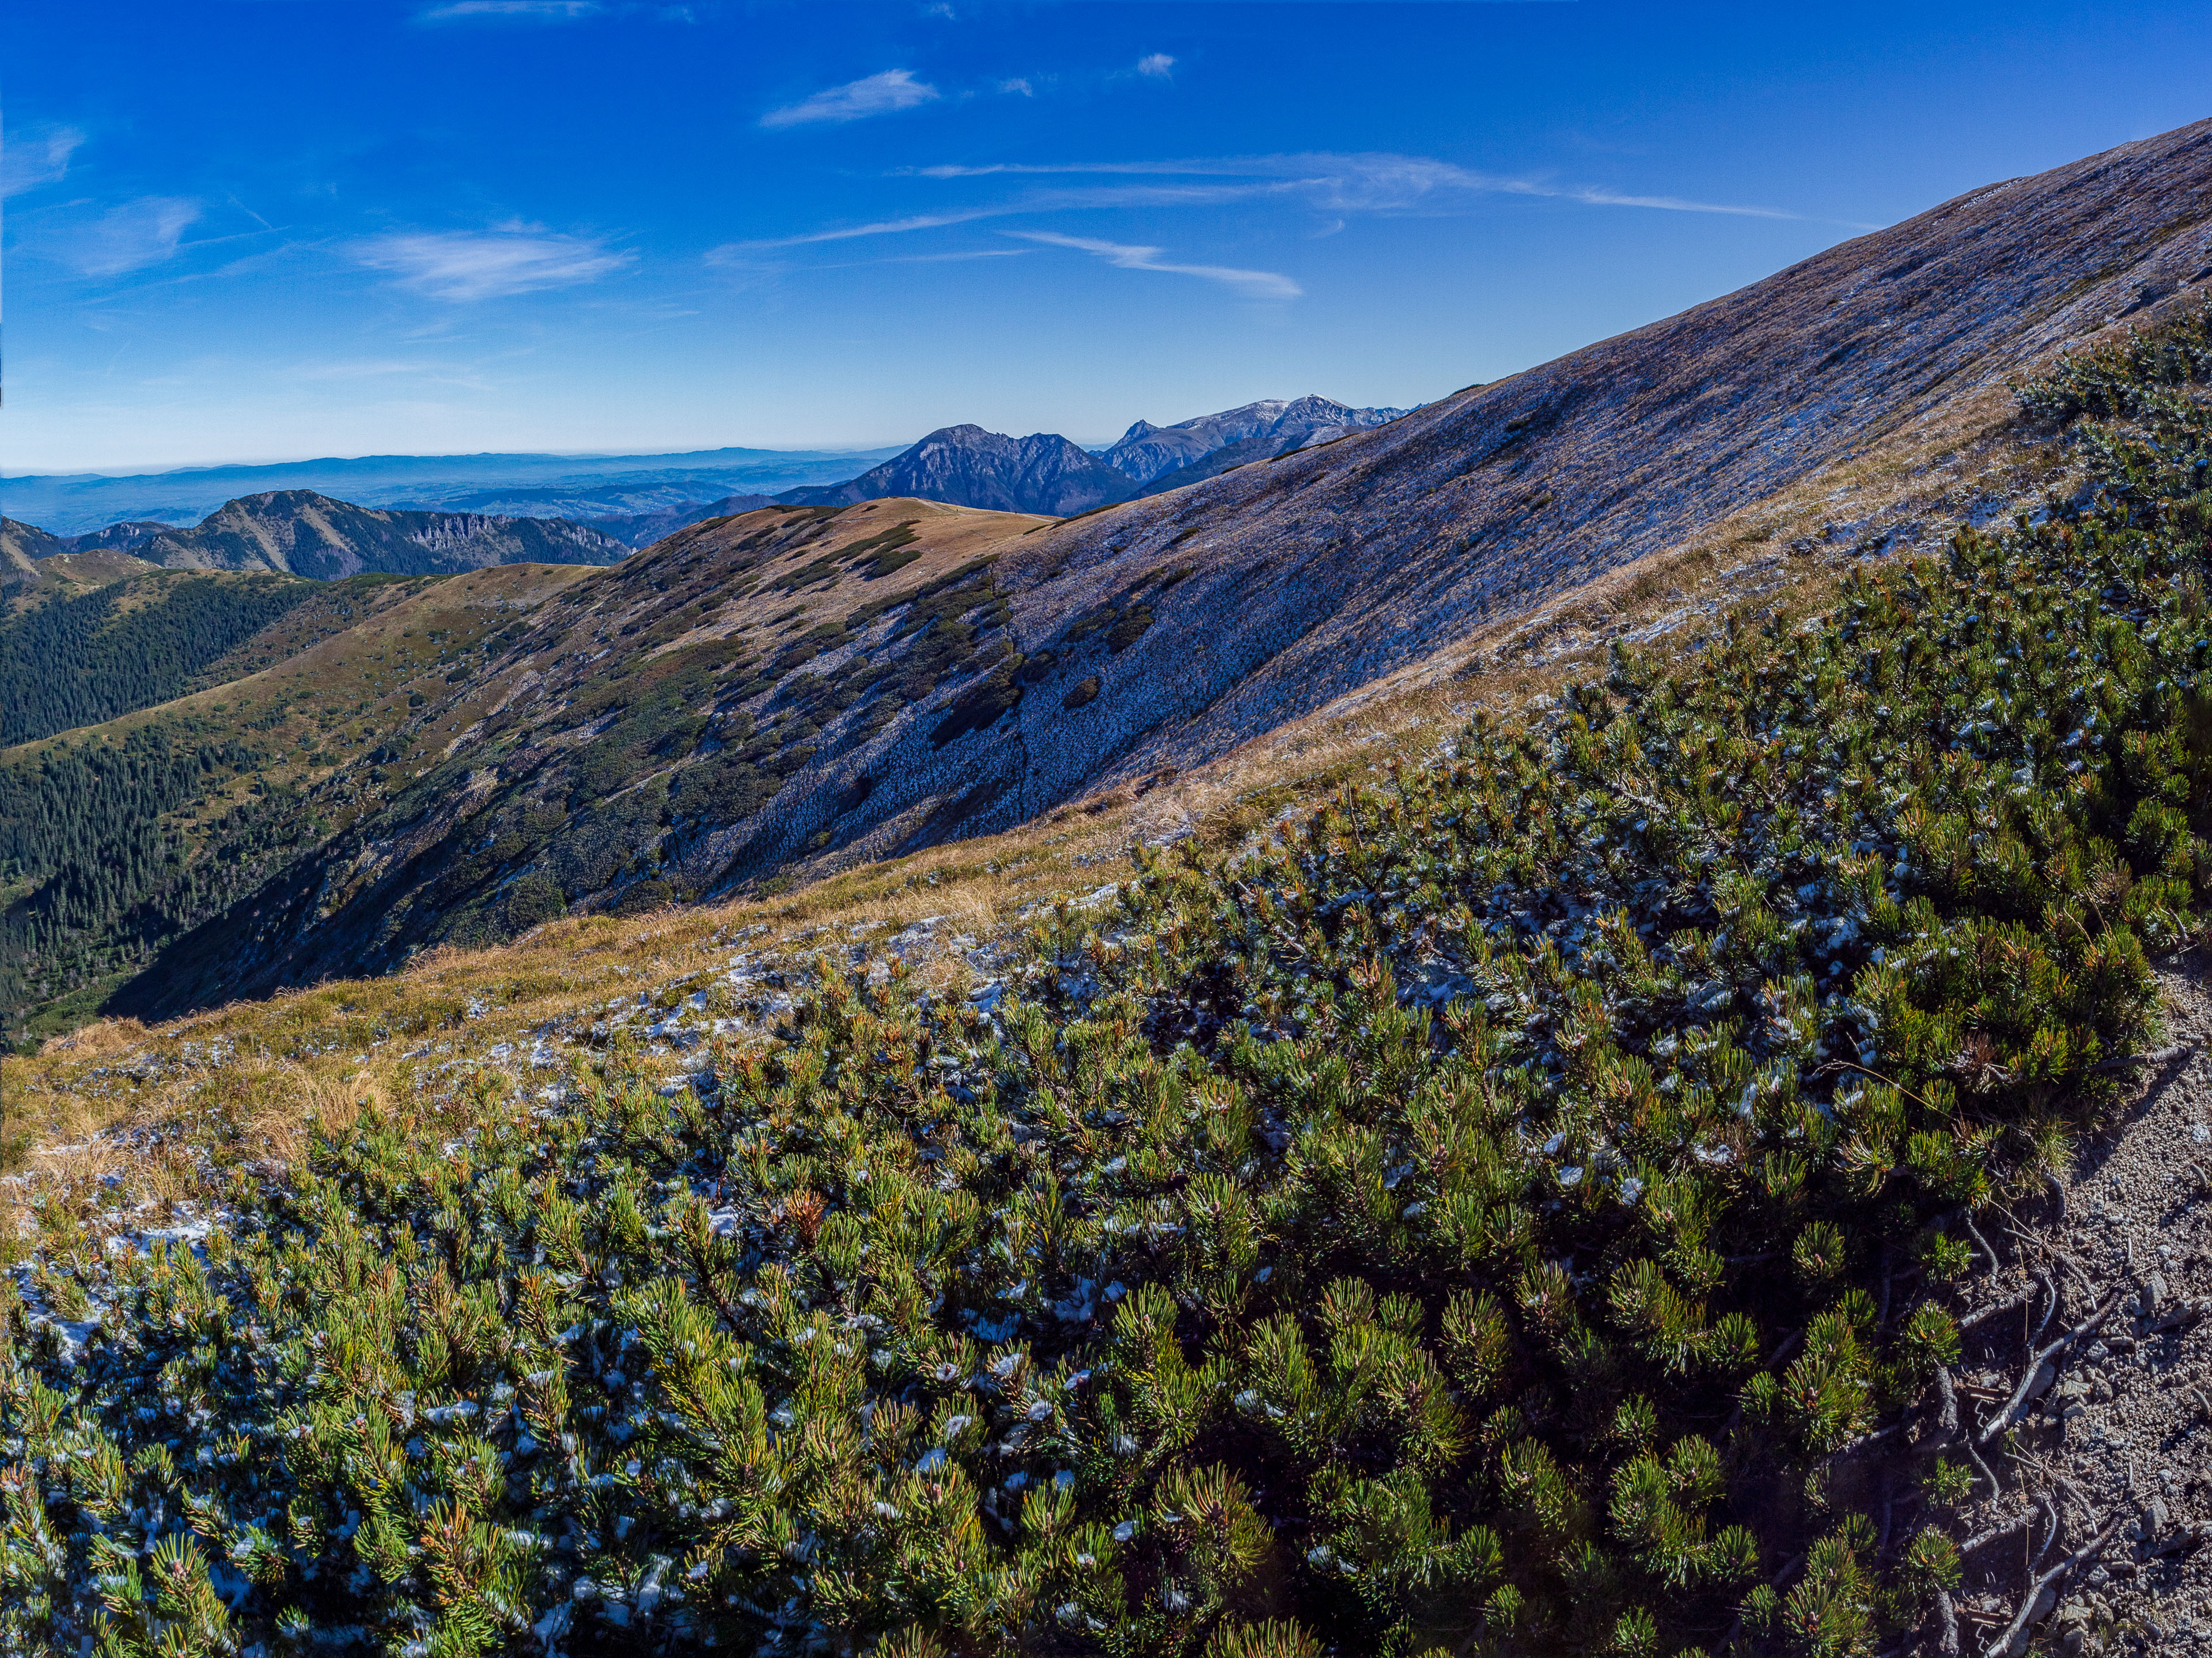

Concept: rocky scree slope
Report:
left=136, top=489, right=630, bottom=578
left=7, top=315, right=2212, bottom=1656
left=755, top=117, right=2212, bottom=863
left=105, top=498, right=1050, bottom=1019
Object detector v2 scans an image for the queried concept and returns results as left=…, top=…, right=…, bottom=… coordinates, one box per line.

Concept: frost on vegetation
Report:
left=5, top=311, right=2212, bottom=1656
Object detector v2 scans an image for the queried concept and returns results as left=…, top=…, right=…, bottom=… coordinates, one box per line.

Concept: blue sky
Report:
left=7, top=1, right=2210, bottom=475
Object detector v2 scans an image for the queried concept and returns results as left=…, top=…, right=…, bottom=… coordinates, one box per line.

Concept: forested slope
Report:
left=0, top=571, right=318, bottom=745
left=0, top=566, right=589, bottom=1040
left=3, top=303, right=2209, bottom=1658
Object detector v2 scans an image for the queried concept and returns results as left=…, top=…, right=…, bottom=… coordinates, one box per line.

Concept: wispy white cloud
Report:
left=890, top=248, right=1033, bottom=263
left=1558, top=184, right=1796, bottom=218
left=1009, top=230, right=1300, bottom=301
left=296, top=358, right=495, bottom=391
left=418, top=1, right=601, bottom=21
left=3, top=122, right=87, bottom=198
left=712, top=209, right=1007, bottom=255
left=717, top=149, right=1826, bottom=275
left=904, top=152, right=1809, bottom=221
left=1135, top=53, right=1176, bottom=80
left=761, top=69, right=941, bottom=130
left=711, top=181, right=1301, bottom=258
left=65, top=198, right=203, bottom=275
left=350, top=226, right=634, bottom=300
left=997, top=77, right=1035, bottom=97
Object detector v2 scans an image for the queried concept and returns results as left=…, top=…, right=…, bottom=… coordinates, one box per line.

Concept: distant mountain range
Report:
left=777, top=396, right=1410, bottom=518
left=1100, top=395, right=1409, bottom=488
left=0, top=445, right=902, bottom=537
left=143, top=491, right=631, bottom=578
left=782, top=427, right=1135, bottom=516
left=6, top=399, right=1407, bottom=551
left=3, top=490, right=627, bottom=600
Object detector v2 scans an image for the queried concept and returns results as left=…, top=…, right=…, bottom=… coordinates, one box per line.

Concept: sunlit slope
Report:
left=6, top=308, right=2212, bottom=1655
left=791, top=116, right=2212, bottom=846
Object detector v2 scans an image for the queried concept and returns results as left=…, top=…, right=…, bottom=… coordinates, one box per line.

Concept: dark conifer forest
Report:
left=0, top=574, right=314, bottom=745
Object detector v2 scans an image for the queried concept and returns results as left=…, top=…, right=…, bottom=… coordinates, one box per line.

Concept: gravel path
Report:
left=1945, top=958, right=2212, bottom=1656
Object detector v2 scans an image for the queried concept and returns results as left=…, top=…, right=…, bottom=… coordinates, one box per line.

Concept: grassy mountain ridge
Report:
left=2, top=308, right=2208, bottom=1655
left=99, top=498, right=1050, bottom=1021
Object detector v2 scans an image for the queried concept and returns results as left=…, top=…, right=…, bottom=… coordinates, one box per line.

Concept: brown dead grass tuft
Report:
left=39, top=1017, right=149, bottom=1058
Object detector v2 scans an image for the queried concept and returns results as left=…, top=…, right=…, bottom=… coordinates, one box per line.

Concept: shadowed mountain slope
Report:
left=97, top=499, right=1048, bottom=1019
left=782, top=426, right=1138, bottom=516
left=137, top=490, right=630, bottom=577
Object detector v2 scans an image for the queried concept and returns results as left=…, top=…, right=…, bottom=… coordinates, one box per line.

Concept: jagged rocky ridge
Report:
left=132, top=489, right=629, bottom=578
left=774, top=397, right=1411, bottom=522
left=782, top=427, right=1139, bottom=517
left=1101, top=395, right=1410, bottom=489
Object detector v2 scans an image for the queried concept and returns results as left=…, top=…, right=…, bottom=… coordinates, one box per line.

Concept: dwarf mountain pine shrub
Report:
left=4, top=313, right=2212, bottom=1656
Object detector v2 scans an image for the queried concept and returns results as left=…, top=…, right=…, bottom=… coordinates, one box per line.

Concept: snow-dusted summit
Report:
left=1101, top=395, right=1411, bottom=488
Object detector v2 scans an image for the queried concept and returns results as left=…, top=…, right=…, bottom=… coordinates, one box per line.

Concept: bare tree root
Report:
left=1979, top=1512, right=2123, bottom=1658
left=1963, top=1210, right=2004, bottom=1279
left=1978, top=1288, right=2124, bottom=1445
left=1959, top=1508, right=2038, bottom=1558
left=1957, top=1284, right=2036, bottom=1334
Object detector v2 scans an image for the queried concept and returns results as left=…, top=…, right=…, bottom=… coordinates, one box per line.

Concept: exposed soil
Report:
left=1933, top=956, right=2212, bottom=1655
